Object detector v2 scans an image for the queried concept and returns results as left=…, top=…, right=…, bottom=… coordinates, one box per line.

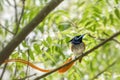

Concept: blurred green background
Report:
left=0, top=0, right=120, bottom=80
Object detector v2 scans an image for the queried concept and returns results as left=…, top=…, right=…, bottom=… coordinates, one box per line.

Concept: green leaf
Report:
left=33, top=43, right=41, bottom=53
left=115, top=0, right=119, bottom=4
left=22, top=41, right=28, bottom=47
left=109, top=14, right=114, bottom=24
left=46, top=36, right=52, bottom=43
left=45, top=52, right=56, bottom=63
left=74, top=72, right=81, bottom=80
left=93, top=6, right=101, bottom=14
left=114, top=8, right=120, bottom=19
left=29, top=50, right=35, bottom=60
left=84, top=20, right=93, bottom=27
left=58, top=22, right=70, bottom=31
left=103, top=16, right=107, bottom=26
left=21, top=52, right=27, bottom=59
left=78, top=1, right=85, bottom=7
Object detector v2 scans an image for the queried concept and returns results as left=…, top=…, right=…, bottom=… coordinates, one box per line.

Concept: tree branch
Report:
left=88, top=33, right=120, bottom=44
left=0, top=0, right=64, bottom=65
left=16, top=73, right=37, bottom=80
left=103, top=32, right=120, bottom=44
left=91, top=60, right=117, bottom=80
left=34, top=31, right=120, bottom=80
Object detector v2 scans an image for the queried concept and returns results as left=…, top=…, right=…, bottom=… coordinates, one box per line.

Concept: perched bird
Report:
left=69, top=34, right=85, bottom=62
left=58, top=34, right=85, bottom=73
left=4, top=34, right=85, bottom=74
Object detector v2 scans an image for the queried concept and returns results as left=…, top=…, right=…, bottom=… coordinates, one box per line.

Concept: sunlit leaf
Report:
left=33, top=43, right=41, bottom=54
left=109, top=14, right=114, bottom=24
left=45, top=52, right=56, bottom=63
left=29, top=50, right=35, bottom=60
left=114, top=8, right=120, bottom=19
left=58, top=22, right=70, bottom=31
left=78, top=1, right=85, bottom=7
left=115, top=0, right=119, bottom=4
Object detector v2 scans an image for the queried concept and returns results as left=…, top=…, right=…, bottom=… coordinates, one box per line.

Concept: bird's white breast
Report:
left=71, top=42, right=85, bottom=56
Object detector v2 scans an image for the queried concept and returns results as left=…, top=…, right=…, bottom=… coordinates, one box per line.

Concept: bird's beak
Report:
left=69, top=39, right=72, bottom=42
left=81, top=34, right=85, bottom=38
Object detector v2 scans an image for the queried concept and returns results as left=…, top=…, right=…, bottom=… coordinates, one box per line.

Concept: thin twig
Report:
left=6, top=0, right=25, bottom=35
left=34, top=31, right=120, bottom=80
left=13, top=0, right=18, bottom=35
left=26, top=49, right=30, bottom=79
left=103, top=32, right=120, bottom=44
left=15, top=0, right=25, bottom=35
left=6, top=0, right=14, bottom=7
left=88, top=33, right=120, bottom=44
left=68, top=20, right=79, bottom=28
left=0, top=23, right=15, bottom=35
left=88, top=34, right=105, bottom=41
left=12, top=64, right=18, bottom=79
left=91, top=60, right=117, bottom=80
left=15, top=73, right=37, bottom=80
left=0, top=63, right=8, bottom=80
left=18, top=0, right=25, bottom=26
left=13, top=47, right=21, bottom=78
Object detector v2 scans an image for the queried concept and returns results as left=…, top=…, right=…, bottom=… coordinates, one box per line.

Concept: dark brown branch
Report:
left=91, top=60, right=117, bottom=80
left=0, top=0, right=64, bottom=65
left=34, top=31, right=120, bottom=80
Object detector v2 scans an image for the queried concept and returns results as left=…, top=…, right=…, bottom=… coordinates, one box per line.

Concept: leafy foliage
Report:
left=0, top=0, right=120, bottom=80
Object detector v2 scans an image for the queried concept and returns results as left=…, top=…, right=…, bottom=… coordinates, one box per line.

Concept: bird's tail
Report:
left=58, top=57, right=75, bottom=73
left=4, top=57, right=75, bottom=73
left=4, top=59, right=51, bottom=72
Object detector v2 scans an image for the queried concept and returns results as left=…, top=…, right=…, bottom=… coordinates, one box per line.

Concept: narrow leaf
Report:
left=114, top=8, right=120, bottom=19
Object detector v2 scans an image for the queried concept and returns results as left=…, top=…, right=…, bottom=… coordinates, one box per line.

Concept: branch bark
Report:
left=34, top=31, right=120, bottom=80
left=0, top=0, right=63, bottom=65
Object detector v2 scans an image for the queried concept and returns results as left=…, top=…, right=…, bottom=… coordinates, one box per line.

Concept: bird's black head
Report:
left=69, top=34, right=85, bottom=45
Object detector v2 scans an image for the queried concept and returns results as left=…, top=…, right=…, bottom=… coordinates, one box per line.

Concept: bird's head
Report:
left=69, top=34, right=85, bottom=45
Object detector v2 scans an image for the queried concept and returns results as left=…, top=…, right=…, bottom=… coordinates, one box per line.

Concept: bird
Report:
left=69, top=34, right=85, bottom=62
left=58, top=34, right=86, bottom=73
left=3, top=34, right=85, bottom=73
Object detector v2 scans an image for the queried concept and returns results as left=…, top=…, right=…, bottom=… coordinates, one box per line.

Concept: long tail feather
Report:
left=58, top=57, right=75, bottom=73
left=4, top=57, right=75, bottom=73
left=4, top=59, right=51, bottom=72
